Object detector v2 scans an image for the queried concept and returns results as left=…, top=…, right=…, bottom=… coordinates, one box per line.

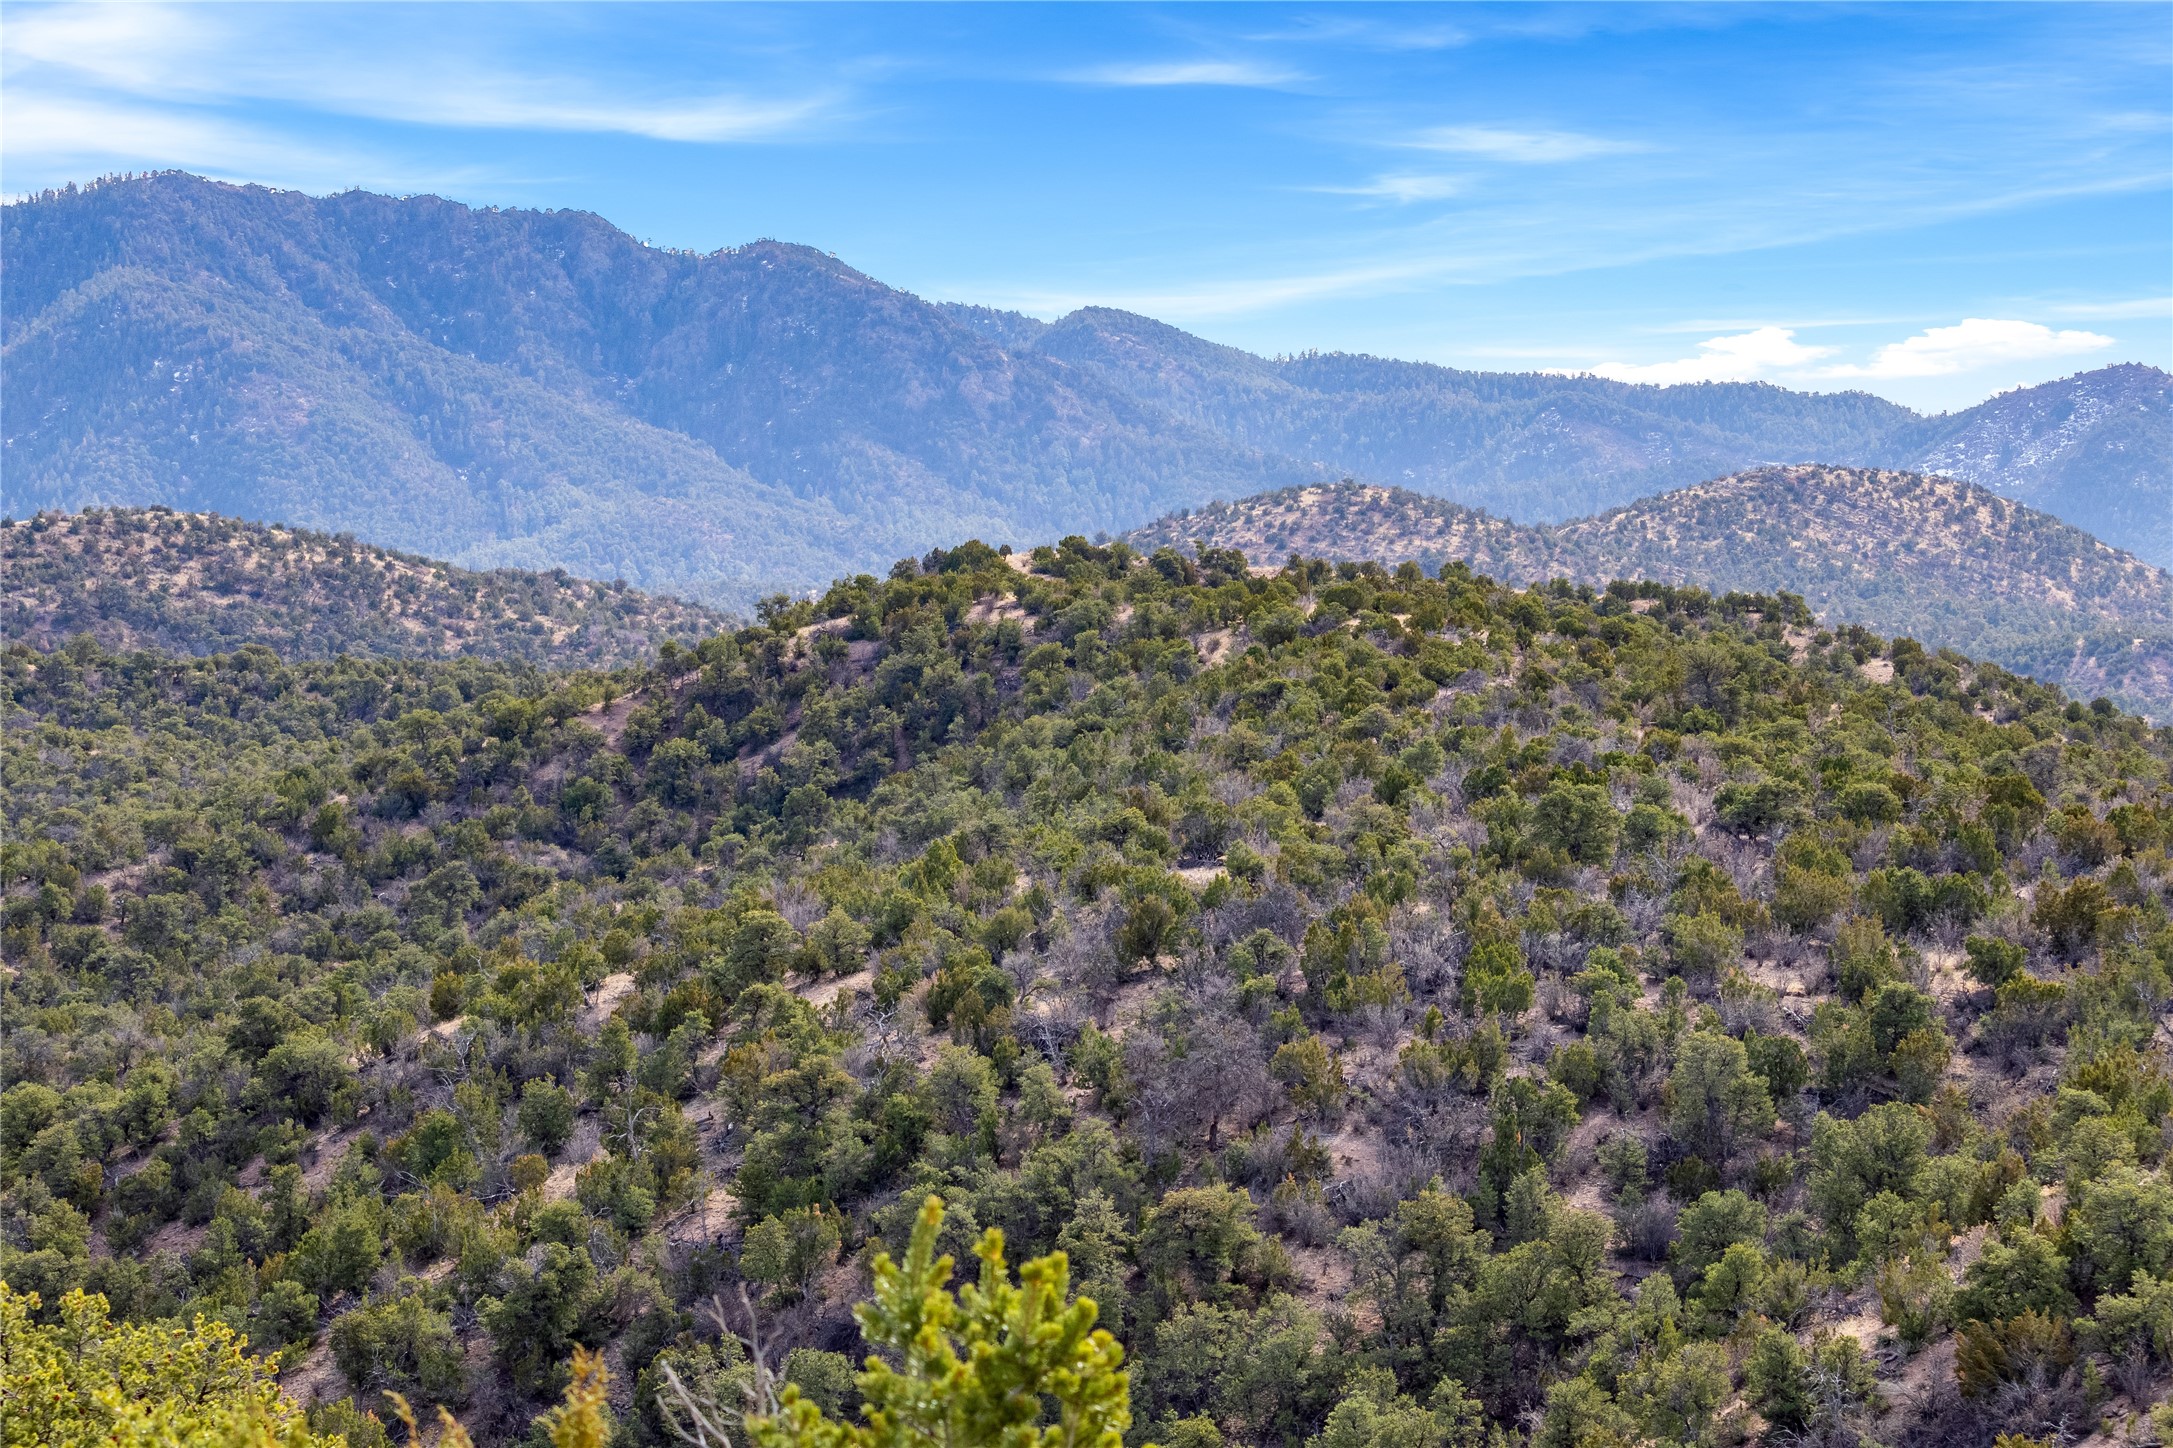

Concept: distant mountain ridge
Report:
left=1014, top=305, right=1924, bottom=522
left=1, top=176, right=1316, bottom=607
left=1126, top=465, right=2173, bottom=721
left=5, top=173, right=2166, bottom=606
left=1000, top=306, right=2169, bottom=558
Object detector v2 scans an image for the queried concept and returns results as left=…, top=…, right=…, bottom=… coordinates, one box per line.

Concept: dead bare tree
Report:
left=656, top=1286, right=786, bottom=1448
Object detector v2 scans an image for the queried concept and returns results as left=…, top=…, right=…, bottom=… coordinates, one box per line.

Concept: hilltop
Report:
left=1, top=507, right=731, bottom=666
left=4, top=535, right=2168, bottom=1446
left=1128, top=465, right=2173, bottom=719
left=6, top=174, right=2165, bottom=606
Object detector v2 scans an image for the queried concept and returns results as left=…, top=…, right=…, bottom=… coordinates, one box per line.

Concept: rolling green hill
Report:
left=1127, top=466, right=2173, bottom=720
left=4, top=536, right=2169, bottom=1446
left=1, top=507, right=731, bottom=666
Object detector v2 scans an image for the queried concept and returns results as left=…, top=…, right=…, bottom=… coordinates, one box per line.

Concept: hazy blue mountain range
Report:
left=1004, top=308, right=2170, bottom=563
left=3, top=174, right=1312, bottom=604
left=5, top=173, right=2167, bottom=606
left=995, top=305, right=1916, bottom=522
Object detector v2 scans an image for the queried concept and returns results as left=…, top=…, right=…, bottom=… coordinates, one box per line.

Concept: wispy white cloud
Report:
left=2041, top=296, right=2171, bottom=322
left=0, top=88, right=533, bottom=198
left=953, top=151, right=2172, bottom=327
left=1647, top=314, right=1932, bottom=334
left=1066, top=59, right=1305, bottom=88
left=3, top=90, right=380, bottom=191
left=961, top=254, right=1452, bottom=323
left=3, top=2, right=842, bottom=146
left=1318, top=173, right=1465, bottom=203
left=1585, top=327, right=1835, bottom=385
left=399, top=88, right=836, bottom=143
left=1243, top=16, right=1468, bottom=52
left=1567, top=317, right=2122, bottom=389
left=2, top=3, right=204, bottom=92
left=1402, top=125, right=1648, bottom=163
left=1821, top=318, right=2115, bottom=379
left=2089, top=109, right=2173, bottom=134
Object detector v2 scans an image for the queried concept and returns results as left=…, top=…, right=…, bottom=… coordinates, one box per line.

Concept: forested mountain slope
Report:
left=0, top=183, right=866, bottom=606
left=4, top=537, right=2170, bottom=1447
left=1, top=507, right=731, bottom=666
left=1, top=174, right=1316, bottom=605
left=8, top=174, right=2164, bottom=605
left=1915, top=364, right=2172, bottom=568
left=1128, top=467, right=2173, bottom=721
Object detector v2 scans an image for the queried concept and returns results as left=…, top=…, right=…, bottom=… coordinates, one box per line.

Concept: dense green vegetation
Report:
left=3, top=508, right=732, bottom=667
left=2, top=1282, right=343, bottom=1448
left=1128, top=468, right=2173, bottom=722
left=8, top=174, right=2163, bottom=609
left=4, top=536, right=2171, bottom=1447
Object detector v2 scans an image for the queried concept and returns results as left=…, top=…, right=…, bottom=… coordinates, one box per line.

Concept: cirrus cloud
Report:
left=1402, top=125, right=1647, bottom=163
left=1318, top=172, right=1466, bottom=203
left=1066, top=59, right=1304, bottom=88
left=4, top=1, right=846, bottom=155
left=1821, top=318, right=2116, bottom=378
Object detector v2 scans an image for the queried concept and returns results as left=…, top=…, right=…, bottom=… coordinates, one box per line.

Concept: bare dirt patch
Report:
left=1102, top=971, right=1168, bottom=1034
left=1319, top=1122, right=1389, bottom=1185
left=585, top=693, right=644, bottom=747
left=542, top=1158, right=584, bottom=1203
left=277, top=1339, right=344, bottom=1409
left=666, top=1185, right=740, bottom=1248
left=143, top=1214, right=210, bottom=1259
left=965, top=596, right=1029, bottom=627
left=581, top=972, right=637, bottom=1032
left=1287, top=1242, right=1357, bottom=1317
left=796, top=966, right=873, bottom=1010
left=301, top=1124, right=370, bottom=1193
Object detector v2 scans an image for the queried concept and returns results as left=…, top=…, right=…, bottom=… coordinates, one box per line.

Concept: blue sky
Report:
left=5, top=2, right=2167, bottom=412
